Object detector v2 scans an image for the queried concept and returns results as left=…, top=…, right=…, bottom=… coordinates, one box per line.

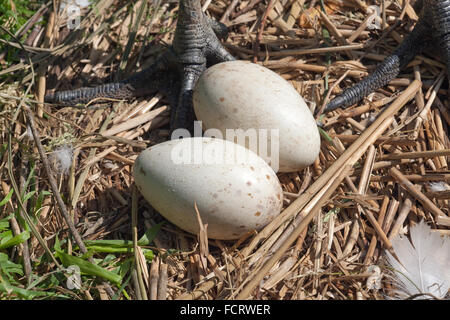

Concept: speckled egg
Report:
left=193, top=60, right=321, bottom=173
left=133, top=137, right=283, bottom=240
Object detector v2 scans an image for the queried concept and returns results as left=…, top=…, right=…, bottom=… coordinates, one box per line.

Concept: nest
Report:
left=0, top=0, right=448, bottom=300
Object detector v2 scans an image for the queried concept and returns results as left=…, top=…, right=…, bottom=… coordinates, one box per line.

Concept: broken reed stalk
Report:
left=101, top=105, right=167, bottom=136
left=150, top=256, right=159, bottom=300
left=412, top=72, right=446, bottom=138
left=370, top=173, right=450, bottom=182
left=236, top=80, right=421, bottom=299
left=6, top=140, right=60, bottom=267
left=253, top=0, right=276, bottom=63
left=261, top=60, right=367, bottom=78
left=335, top=134, right=416, bottom=146
left=388, top=197, right=413, bottom=240
left=23, top=105, right=88, bottom=254
left=176, top=270, right=223, bottom=300
left=342, top=145, right=377, bottom=257
left=132, top=186, right=148, bottom=300
left=157, top=262, right=168, bottom=300
left=363, top=195, right=390, bottom=264
left=37, top=10, right=54, bottom=118
left=358, top=145, right=376, bottom=194
left=237, top=164, right=354, bottom=299
left=318, top=10, right=355, bottom=60
left=227, top=42, right=366, bottom=57
left=388, top=167, right=450, bottom=226
left=347, top=9, right=378, bottom=43
left=241, top=80, right=422, bottom=261
left=379, top=149, right=450, bottom=160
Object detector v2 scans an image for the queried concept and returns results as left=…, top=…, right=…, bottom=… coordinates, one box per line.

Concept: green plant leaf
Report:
left=318, top=126, right=333, bottom=143
left=0, top=189, right=13, bottom=207
left=0, top=230, right=13, bottom=242
left=84, top=239, right=134, bottom=248
left=138, top=222, right=164, bottom=245
left=21, top=190, right=36, bottom=204
left=84, top=245, right=133, bottom=254
left=55, top=251, right=122, bottom=285
left=0, top=231, right=30, bottom=249
left=0, top=282, right=65, bottom=299
left=0, top=219, right=9, bottom=231
left=82, top=224, right=162, bottom=257
left=0, top=252, right=24, bottom=282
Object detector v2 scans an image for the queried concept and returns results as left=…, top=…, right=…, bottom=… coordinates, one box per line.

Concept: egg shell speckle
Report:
left=133, top=137, right=283, bottom=240
left=193, top=60, right=321, bottom=172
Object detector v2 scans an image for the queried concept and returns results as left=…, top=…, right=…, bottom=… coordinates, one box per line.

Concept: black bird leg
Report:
left=325, top=2, right=449, bottom=113
left=172, top=67, right=203, bottom=134
left=429, top=0, right=450, bottom=80
left=44, top=52, right=178, bottom=106
left=45, top=0, right=235, bottom=132
left=170, top=0, right=233, bottom=131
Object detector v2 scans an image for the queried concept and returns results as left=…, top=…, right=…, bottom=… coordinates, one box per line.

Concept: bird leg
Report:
left=325, top=3, right=448, bottom=113
left=45, top=0, right=235, bottom=132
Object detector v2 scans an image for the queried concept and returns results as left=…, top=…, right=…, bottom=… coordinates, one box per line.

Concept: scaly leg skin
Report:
left=44, top=52, right=177, bottom=106
left=170, top=0, right=234, bottom=131
left=45, top=0, right=235, bottom=132
left=429, top=0, right=450, bottom=82
left=324, top=4, right=445, bottom=113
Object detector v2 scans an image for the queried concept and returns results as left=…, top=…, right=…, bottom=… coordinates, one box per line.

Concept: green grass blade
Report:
left=0, top=189, right=13, bottom=207
left=0, top=282, right=66, bottom=299
left=318, top=126, right=333, bottom=143
left=138, top=222, right=164, bottom=245
left=0, top=231, right=30, bottom=249
left=55, top=251, right=122, bottom=285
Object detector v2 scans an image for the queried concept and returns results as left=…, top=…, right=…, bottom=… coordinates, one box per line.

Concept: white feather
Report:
left=428, top=181, right=450, bottom=192
left=385, top=220, right=450, bottom=299
left=51, top=144, right=73, bottom=175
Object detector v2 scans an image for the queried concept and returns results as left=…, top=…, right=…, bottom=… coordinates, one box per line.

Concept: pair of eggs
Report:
left=134, top=61, right=321, bottom=240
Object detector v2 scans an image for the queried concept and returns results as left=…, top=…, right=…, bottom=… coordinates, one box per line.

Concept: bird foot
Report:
left=45, top=0, right=235, bottom=133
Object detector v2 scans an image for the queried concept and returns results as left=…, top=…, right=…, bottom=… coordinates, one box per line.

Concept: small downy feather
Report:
left=50, top=144, right=73, bottom=175
left=386, top=220, right=450, bottom=299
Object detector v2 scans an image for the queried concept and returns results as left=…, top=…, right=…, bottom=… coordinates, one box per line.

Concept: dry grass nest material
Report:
left=0, top=0, right=449, bottom=300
